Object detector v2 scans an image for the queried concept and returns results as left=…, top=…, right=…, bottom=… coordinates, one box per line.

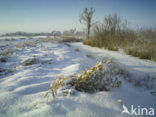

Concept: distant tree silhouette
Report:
left=80, top=7, right=95, bottom=39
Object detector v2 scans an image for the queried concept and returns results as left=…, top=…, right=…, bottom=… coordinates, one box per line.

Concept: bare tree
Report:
left=80, top=7, right=95, bottom=39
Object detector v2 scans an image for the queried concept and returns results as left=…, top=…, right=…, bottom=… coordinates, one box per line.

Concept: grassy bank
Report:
left=83, top=14, right=156, bottom=61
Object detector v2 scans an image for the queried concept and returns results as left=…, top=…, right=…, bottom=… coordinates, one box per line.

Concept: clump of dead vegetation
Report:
left=44, top=77, right=67, bottom=98
left=44, top=59, right=129, bottom=100
left=65, top=43, right=72, bottom=47
left=67, top=61, right=121, bottom=93
left=4, top=38, right=17, bottom=41
left=59, top=36, right=81, bottom=42
left=0, top=56, right=7, bottom=62
left=15, top=38, right=52, bottom=49
left=0, top=67, right=13, bottom=77
left=16, top=40, right=39, bottom=49
left=75, top=48, right=80, bottom=52
left=86, top=53, right=93, bottom=58
left=0, top=48, right=17, bottom=57
left=15, top=37, right=78, bottom=50
left=21, top=57, right=40, bottom=66
left=21, top=57, right=53, bottom=66
left=132, top=73, right=156, bottom=90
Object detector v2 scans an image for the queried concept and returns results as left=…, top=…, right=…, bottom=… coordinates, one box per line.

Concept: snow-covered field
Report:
left=0, top=38, right=156, bottom=117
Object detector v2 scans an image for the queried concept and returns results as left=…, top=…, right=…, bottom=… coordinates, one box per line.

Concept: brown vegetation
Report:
left=83, top=14, right=156, bottom=61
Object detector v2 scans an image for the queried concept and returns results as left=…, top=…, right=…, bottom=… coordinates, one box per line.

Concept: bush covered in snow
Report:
left=67, top=62, right=122, bottom=93
left=44, top=60, right=128, bottom=99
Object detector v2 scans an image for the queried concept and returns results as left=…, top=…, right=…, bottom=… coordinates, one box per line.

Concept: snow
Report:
left=72, top=43, right=156, bottom=75
left=0, top=39, right=156, bottom=117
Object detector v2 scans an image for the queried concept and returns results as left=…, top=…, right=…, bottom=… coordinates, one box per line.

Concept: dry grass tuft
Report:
left=44, top=77, right=67, bottom=98
left=44, top=59, right=125, bottom=100
left=133, top=73, right=156, bottom=89
left=21, top=57, right=40, bottom=66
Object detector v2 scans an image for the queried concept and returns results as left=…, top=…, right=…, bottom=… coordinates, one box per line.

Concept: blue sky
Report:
left=0, top=0, right=156, bottom=34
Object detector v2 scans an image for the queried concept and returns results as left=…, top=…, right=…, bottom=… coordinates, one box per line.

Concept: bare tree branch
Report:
left=79, top=7, right=95, bottom=39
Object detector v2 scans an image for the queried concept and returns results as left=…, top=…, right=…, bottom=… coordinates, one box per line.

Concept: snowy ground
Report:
left=0, top=39, right=156, bottom=117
